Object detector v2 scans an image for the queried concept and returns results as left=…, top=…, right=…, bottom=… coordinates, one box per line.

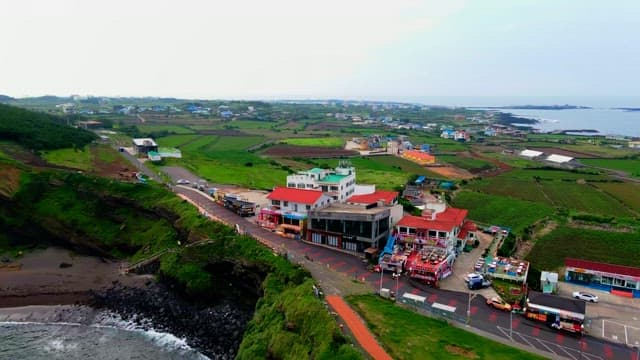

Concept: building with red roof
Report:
left=565, top=258, right=640, bottom=298
left=257, top=187, right=332, bottom=239
left=381, top=204, right=476, bottom=287
left=347, top=190, right=398, bottom=206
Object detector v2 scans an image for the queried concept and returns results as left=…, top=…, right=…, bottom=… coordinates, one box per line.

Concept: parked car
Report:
left=572, top=291, right=599, bottom=303
left=464, top=273, right=483, bottom=283
left=468, top=278, right=492, bottom=290
left=176, top=179, right=190, bottom=185
left=486, top=297, right=512, bottom=312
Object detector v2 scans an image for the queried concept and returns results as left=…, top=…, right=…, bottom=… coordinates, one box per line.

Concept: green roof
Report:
left=320, top=174, right=347, bottom=183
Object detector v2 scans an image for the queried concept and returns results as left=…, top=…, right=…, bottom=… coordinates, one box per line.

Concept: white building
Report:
left=266, top=187, right=332, bottom=215
left=286, top=162, right=357, bottom=202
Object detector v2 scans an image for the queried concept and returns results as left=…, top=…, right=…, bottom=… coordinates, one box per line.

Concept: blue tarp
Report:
left=415, top=176, right=426, bottom=184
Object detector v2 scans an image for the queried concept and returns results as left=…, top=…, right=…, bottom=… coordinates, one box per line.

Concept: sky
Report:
left=1, top=0, right=639, bottom=101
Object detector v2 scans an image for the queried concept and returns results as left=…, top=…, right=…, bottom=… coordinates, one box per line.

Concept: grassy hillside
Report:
left=0, top=103, right=96, bottom=150
left=0, top=162, right=360, bottom=359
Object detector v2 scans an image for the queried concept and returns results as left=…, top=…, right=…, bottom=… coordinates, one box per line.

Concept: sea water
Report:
left=0, top=313, right=209, bottom=360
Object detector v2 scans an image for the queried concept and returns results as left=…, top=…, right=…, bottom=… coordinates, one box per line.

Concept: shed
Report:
left=540, top=271, right=559, bottom=294
left=520, top=149, right=544, bottom=158
left=546, top=154, right=574, bottom=163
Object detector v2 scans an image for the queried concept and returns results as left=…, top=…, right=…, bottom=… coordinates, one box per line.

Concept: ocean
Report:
left=401, top=96, right=640, bottom=137
left=0, top=307, right=209, bottom=360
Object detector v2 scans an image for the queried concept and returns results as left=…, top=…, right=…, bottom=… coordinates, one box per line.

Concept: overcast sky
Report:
left=1, top=0, right=639, bottom=100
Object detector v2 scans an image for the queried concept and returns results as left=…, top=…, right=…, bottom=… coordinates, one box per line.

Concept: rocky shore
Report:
left=88, top=282, right=254, bottom=360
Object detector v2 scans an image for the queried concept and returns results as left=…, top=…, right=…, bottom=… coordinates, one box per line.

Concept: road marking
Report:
left=470, top=306, right=478, bottom=316
left=333, top=261, right=346, bottom=269
left=488, top=312, right=497, bottom=322
left=532, top=327, right=540, bottom=337
left=556, top=344, right=577, bottom=360
left=535, top=338, right=557, bottom=355
left=515, top=332, right=534, bottom=347
left=625, top=324, right=628, bottom=345
left=555, top=333, right=564, bottom=344
left=512, top=318, right=520, bottom=330
left=411, top=288, right=421, bottom=295
left=603, top=344, right=613, bottom=359
left=448, top=299, right=457, bottom=307
left=428, top=294, right=438, bottom=303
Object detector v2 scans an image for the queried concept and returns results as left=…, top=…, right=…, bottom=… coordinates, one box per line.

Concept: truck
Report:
left=223, top=194, right=256, bottom=217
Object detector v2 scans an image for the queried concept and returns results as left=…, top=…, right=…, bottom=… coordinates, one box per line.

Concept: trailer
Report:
left=223, top=194, right=256, bottom=217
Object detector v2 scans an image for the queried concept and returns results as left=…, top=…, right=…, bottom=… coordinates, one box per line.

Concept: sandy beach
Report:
left=0, top=247, right=152, bottom=308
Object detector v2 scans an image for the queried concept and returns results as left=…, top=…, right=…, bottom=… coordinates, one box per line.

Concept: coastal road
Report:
left=174, top=186, right=638, bottom=360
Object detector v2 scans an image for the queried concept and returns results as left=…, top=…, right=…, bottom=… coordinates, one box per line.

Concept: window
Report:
left=272, top=200, right=280, bottom=205
left=613, top=278, right=625, bottom=287
left=438, top=231, right=447, bottom=238
left=601, top=276, right=612, bottom=285
left=287, top=183, right=295, bottom=188
left=306, top=205, right=311, bottom=210
left=626, top=280, right=637, bottom=289
left=297, top=183, right=305, bottom=189
left=409, top=228, right=416, bottom=235
left=284, top=201, right=288, bottom=206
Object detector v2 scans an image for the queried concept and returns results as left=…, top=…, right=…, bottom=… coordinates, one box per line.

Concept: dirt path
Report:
left=326, top=295, right=393, bottom=360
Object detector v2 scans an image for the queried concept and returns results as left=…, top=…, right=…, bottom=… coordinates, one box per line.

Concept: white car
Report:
left=572, top=291, right=599, bottom=303
left=176, top=179, right=190, bottom=185
left=464, top=273, right=484, bottom=283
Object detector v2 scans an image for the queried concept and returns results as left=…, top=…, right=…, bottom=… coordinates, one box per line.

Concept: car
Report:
left=486, top=297, right=512, bottom=312
left=468, top=278, right=492, bottom=290
left=572, top=291, right=599, bottom=303
left=464, top=273, right=483, bottom=283
left=176, top=179, right=190, bottom=185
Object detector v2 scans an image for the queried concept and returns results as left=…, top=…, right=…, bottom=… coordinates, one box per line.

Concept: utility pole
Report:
left=395, top=272, right=400, bottom=302
left=635, top=341, right=639, bottom=360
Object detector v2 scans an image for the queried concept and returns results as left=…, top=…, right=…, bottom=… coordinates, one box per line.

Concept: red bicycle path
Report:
left=326, top=295, right=393, bottom=360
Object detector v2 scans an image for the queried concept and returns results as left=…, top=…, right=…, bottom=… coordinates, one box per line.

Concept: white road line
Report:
left=602, top=319, right=605, bottom=338
left=625, top=324, right=629, bottom=345
left=556, top=344, right=577, bottom=360
left=515, top=332, right=535, bottom=347
left=536, top=339, right=558, bottom=356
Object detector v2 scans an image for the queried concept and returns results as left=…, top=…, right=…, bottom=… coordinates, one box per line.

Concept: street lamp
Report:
left=634, top=341, right=639, bottom=360
left=379, top=267, right=384, bottom=294
left=395, top=271, right=400, bottom=302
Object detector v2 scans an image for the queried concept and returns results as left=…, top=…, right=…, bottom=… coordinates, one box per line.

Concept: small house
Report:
left=132, top=138, right=158, bottom=155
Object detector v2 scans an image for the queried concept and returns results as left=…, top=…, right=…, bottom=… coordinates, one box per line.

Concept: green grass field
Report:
left=580, top=158, right=640, bottom=176
left=156, top=134, right=288, bottom=189
left=42, top=147, right=94, bottom=170
left=526, top=226, right=640, bottom=270
left=156, top=134, right=203, bottom=148
left=452, top=190, right=553, bottom=234
left=137, top=125, right=195, bottom=134
left=539, top=182, right=635, bottom=217
left=347, top=295, right=545, bottom=360
left=595, top=182, right=640, bottom=211
left=437, top=154, right=493, bottom=171
left=282, top=137, right=345, bottom=147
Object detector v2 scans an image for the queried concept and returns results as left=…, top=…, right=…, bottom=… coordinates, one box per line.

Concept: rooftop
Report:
left=319, top=174, right=348, bottom=183
left=308, top=168, right=324, bottom=174
left=132, top=138, right=158, bottom=147
left=527, top=291, right=586, bottom=315
left=520, top=149, right=544, bottom=158
left=267, top=187, right=325, bottom=205
left=397, top=207, right=468, bottom=232
left=347, top=190, right=398, bottom=206
left=565, top=258, right=640, bottom=278
left=546, top=154, right=574, bottom=163
left=310, top=202, right=390, bottom=215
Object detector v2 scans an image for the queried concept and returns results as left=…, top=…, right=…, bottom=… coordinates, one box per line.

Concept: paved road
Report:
left=174, top=186, right=637, bottom=360
left=114, top=153, right=637, bottom=360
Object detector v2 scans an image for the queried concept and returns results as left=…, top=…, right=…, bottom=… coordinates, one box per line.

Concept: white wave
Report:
left=91, top=311, right=211, bottom=360
left=43, top=339, right=79, bottom=353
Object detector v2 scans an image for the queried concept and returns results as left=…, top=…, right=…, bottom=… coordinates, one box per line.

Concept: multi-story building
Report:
left=286, top=162, right=356, bottom=202
left=306, top=191, right=402, bottom=253
left=256, top=187, right=332, bottom=239
left=379, top=199, right=476, bottom=287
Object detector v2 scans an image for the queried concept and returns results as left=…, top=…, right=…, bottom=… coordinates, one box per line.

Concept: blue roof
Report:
left=415, top=176, right=426, bottom=184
